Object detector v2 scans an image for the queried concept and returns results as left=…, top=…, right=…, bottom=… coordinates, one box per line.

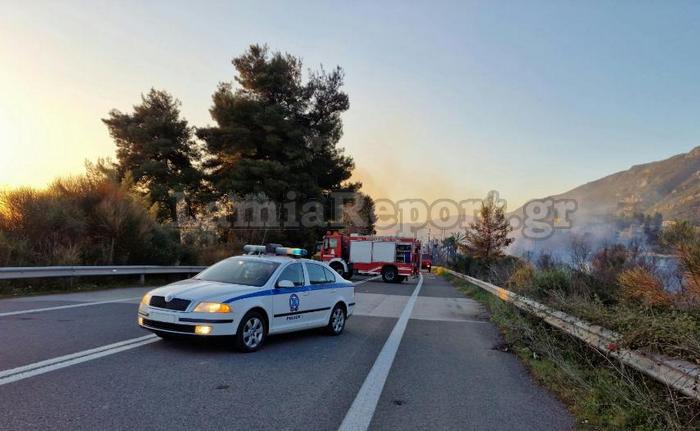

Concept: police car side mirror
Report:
left=277, top=280, right=295, bottom=288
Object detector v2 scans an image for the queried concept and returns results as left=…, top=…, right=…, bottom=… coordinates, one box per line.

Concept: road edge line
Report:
left=338, top=274, right=423, bottom=431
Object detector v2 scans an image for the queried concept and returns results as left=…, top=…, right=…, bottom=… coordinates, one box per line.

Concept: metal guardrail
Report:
left=0, top=266, right=207, bottom=283
left=441, top=267, right=700, bottom=401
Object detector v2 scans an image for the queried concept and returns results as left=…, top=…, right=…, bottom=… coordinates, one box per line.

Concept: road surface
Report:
left=0, top=273, right=573, bottom=430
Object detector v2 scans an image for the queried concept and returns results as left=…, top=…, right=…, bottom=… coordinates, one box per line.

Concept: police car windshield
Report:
left=195, top=258, right=280, bottom=287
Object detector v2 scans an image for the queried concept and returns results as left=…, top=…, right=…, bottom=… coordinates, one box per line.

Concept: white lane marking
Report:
left=0, top=297, right=141, bottom=317
left=0, top=334, right=159, bottom=386
left=338, top=274, right=423, bottom=431
left=352, top=275, right=381, bottom=286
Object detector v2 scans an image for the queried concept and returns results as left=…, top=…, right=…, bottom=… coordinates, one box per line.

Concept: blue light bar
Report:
left=275, top=247, right=308, bottom=257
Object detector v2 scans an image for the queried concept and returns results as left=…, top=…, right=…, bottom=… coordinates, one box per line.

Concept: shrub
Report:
left=609, top=305, right=700, bottom=362
left=506, top=261, right=535, bottom=292
left=450, top=254, right=486, bottom=278
left=661, top=221, right=700, bottom=303
left=535, top=252, right=559, bottom=270
left=531, top=268, right=572, bottom=298
left=487, top=255, right=522, bottom=285
left=0, top=171, right=182, bottom=266
left=591, top=244, right=629, bottom=281
left=584, top=244, right=632, bottom=303
left=618, top=266, right=671, bottom=307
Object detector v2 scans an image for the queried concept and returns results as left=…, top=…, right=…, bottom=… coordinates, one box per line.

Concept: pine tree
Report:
left=102, top=89, right=202, bottom=223
left=461, top=192, right=514, bottom=261
left=197, top=44, right=361, bottom=248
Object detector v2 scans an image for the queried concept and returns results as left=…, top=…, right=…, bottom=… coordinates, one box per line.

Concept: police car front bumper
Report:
left=138, top=305, right=236, bottom=336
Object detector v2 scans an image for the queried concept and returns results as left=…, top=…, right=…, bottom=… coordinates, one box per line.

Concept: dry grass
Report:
left=618, top=266, right=672, bottom=307
left=439, top=269, right=700, bottom=430
left=505, top=261, right=535, bottom=292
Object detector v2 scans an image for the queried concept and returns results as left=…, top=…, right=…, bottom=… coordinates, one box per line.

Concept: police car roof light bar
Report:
left=275, top=247, right=308, bottom=257
left=243, top=244, right=308, bottom=257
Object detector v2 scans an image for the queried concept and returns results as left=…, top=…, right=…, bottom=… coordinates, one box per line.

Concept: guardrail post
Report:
left=139, top=274, right=145, bottom=285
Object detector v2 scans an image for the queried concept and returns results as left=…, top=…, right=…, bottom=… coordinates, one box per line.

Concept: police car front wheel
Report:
left=326, top=304, right=346, bottom=335
left=235, top=311, right=267, bottom=352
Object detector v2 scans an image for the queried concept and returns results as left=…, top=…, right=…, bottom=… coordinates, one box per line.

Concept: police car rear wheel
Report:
left=326, top=304, right=346, bottom=335
left=235, top=312, right=266, bottom=352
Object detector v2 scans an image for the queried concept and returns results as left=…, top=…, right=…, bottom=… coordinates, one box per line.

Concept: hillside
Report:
left=520, top=146, right=700, bottom=223
left=509, top=146, right=700, bottom=256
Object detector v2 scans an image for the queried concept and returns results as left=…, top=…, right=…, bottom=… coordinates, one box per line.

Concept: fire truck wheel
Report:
left=381, top=266, right=398, bottom=283
left=330, top=262, right=348, bottom=279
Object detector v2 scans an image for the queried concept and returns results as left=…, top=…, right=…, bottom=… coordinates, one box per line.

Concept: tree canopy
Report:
left=102, top=89, right=202, bottom=223
left=461, top=192, right=514, bottom=262
left=197, top=44, right=357, bottom=203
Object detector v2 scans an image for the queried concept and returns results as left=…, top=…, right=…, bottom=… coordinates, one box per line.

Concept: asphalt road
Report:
left=0, top=273, right=573, bottom=430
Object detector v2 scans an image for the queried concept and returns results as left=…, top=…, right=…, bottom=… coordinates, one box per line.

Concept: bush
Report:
left=618, top=266, right=671, bottom=307
left=506, top=261, right=535, bottom=292
left=661, top=221, right=700, bottom=303
left=450, top=254, right=486, bottom=278
left=591, top=244, right=629, bottom=285
left=609, top=306, right=700, bottom=361
left=450, top=253, right=521, bottom=285
left=0, top=171, right=182, bottom=266
left=531, top=268, right=572, bottom=298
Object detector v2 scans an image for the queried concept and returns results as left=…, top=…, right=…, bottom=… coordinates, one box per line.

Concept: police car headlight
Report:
left=140, top=293, right=152, bottom=306
left=193, top=302, right=232, bottom=313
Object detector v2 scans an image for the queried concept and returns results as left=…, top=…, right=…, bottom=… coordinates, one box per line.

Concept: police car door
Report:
left=303, top=262, right=335, bottom=325
left=272, top=262, right=310, bottom=331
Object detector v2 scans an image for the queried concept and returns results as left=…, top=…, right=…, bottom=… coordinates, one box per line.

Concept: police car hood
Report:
left=151, top=278, right=261, bottom=303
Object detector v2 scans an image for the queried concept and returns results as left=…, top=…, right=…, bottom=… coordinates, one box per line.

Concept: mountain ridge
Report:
left=515, top=146, right=700, bottom=223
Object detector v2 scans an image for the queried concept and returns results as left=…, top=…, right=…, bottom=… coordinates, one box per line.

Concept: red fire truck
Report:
left=319, top=231, right=421, bottom=283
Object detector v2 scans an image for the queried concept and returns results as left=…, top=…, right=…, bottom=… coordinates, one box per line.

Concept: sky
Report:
left=1, top=0, right=699, bottom=210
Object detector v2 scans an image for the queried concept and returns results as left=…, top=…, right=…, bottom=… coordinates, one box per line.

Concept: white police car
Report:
left=137, top=246, right=354, bottom=352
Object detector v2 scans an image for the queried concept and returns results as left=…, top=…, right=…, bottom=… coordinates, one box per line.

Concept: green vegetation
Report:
left=0, top=164, right=182, bottom=266
left=103, top=89, right=203, bottom=224
left=0, top=44, right=375, bottom=271
left=197, top=44, right=371, bottom=248
left=446, top=220, right=700, bottom=363
left=460, top=191, right=514, bottom=262
left=438, top=216, right=700, bottom=429
left=438, top=268, right=700, bottom=430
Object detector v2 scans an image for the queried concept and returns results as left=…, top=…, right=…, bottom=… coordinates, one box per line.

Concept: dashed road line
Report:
left=338, top=274, right=423, bottom=431
left=0, top=335, right=159, bottom=386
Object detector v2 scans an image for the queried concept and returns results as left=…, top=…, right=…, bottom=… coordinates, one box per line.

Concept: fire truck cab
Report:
left=319, top=232, right=421, bottom=283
